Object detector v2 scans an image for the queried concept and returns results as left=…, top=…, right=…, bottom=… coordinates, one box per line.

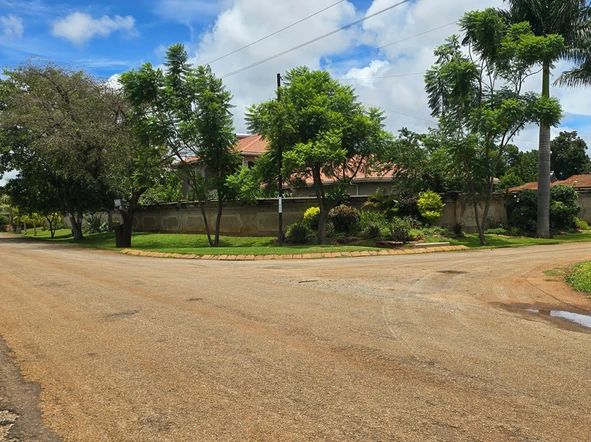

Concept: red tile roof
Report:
left=509, top=174, right=591, bottom=193
left=237, top=134, right=267, bottom=154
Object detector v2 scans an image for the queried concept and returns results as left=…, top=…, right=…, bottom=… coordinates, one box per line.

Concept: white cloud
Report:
left=344, top=59, right=389, bottom=88
left=0, top=14, right=24, bottom=39
left=52, top=12, right=137, bottom=45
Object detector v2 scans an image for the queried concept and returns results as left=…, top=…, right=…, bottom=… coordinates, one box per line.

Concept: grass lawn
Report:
left=566, top=261, right=591, bottom=295
left=14, top=228, right=591, bottom=256
left=26, top=229, right=382, bottom=256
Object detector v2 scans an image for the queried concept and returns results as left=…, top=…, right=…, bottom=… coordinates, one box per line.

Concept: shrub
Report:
left=364, top=188, right=399, bottom=220
left=84, top=213, right=108, bottom=234
left=285, top=220, right=310, bottom=244
left=550, top=185, right=579, bottom=230
left=388, top=217, right=412, bottom=242
left=508, top=185, right=581, bottom=233
left=303, top=206, right=320, bottom=231
left=360, top=211, right=387, bottom=239
left=0, top=214, right=8, bottom=225
left=417, top=191, right=444, bottom=226
left=575, top=218, right=590, bottom=230
left=328, top=204, right=360, bottom=234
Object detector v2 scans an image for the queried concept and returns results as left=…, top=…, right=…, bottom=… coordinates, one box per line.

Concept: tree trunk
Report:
left=69, top=213, right=84, bottom=240
left=199, top=203, right=214, bottom=247
left=537, top=60, right=551, bottom=238
left=213, top=198, right=223, bottom=247
left=311, top=167, right=328, bottom=245
left=119, top=210, right=133, bottom=248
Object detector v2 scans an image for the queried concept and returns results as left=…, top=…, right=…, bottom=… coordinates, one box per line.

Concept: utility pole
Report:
left=277, top=73, right=283, bottom=246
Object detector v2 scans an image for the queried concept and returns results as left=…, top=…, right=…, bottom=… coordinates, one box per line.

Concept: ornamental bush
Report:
left=328, top=204, right=360, bottom=234
left=303, top=206, right=320, bottom=231
left=417, top=191, right=444, bottom=226
left=285, top=220, right=311, bottom=244
left=388, top=216, right=412, bottom=242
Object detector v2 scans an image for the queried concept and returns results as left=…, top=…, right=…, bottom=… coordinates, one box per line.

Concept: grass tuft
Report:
left=566, top=261, right=591, bottom=294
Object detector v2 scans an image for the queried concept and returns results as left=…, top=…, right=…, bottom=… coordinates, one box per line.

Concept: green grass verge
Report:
left=566, top=261, right=591, bottom=294
left=24, top=229, right=382, bottom=256
left=12, top=228, right=591, bottom=256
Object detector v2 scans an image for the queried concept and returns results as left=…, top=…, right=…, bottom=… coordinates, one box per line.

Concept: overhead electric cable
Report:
left=206, top=0, right=346, bottom=65
left=324, top=21, right=457, bottom=67
left=221, top=0, right=411, bottom=78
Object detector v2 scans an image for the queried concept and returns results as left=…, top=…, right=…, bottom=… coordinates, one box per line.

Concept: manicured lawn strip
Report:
left=15, top=229, right=591, bottom=255
left=566, top=261, right=591, bottom=294
left=440, top=231, right=591, bottom=248
left=28, top=230, right=382, bottom=255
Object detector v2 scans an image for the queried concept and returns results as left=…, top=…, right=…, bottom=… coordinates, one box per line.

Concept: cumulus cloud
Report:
left=52, top=12, right=137, bottom=45
left=1, top=14, right=24, bottom=39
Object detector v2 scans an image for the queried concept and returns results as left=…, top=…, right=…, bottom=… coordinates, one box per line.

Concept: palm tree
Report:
left=502, top=0, right=591, bottom=238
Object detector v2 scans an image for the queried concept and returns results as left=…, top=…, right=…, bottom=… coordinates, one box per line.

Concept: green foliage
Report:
left=246, top=66, right=394, bottom=244
left=359, top=211, right=388, bottom=239
left=550, top=185, right=580, bottom=229
left=388, top=217, right=412, bottom=242
left=285, top=220, right=311, bottom=245
left=566, top=261, right=591, bottom=294
left=550, top=131, right=591, bottom=180
left=0, top=214, right=8, bottom=225
left=484, top=227, right=523, bottom=236
left=303, top=207, right=320, bottom=231
left=121, top=44, right=240, bottom=247
left=363, top=188, right=399, bottom=220
left=508, top=185, right=581, bottom=232
left=425, top=10, right=564, bottom=244
left=328, top=204, right=360, bottom=234
left=575, top=218, right=590, bottom=230
left=417, top=191, right=444, bottom=226
left=84, top=213, right=108, bottom=234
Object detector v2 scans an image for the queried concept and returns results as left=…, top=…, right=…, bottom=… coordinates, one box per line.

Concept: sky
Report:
left=1, top=0, right=591, bottom=184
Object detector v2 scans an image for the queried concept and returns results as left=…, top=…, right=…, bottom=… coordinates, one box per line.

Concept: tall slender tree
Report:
left=502, top=0, right=591, bottom=237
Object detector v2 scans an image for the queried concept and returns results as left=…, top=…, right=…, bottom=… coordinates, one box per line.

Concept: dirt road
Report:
left=0, top=234, right=590, bottom=441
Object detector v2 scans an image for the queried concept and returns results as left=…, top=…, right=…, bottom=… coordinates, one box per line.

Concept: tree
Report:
left=0, top=62, right=118, bottom=240
left=550, top=130, right=591, bottom=179
left=247, top=67, right=393, bottom=244
left=426, top=9, right=562, bottom=244
left=385, top=128, right=464, bottom=194
left=502, top=0, right=591, bottom=237
left=121, top=44, right=240, bottom=247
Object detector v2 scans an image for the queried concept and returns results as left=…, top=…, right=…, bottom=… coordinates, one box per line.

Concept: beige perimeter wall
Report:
left=131, top=191, right=591, bottom=236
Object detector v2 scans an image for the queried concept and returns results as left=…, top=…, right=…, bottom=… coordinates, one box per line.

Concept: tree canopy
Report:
left=121, top=44, right=240, bottom=247
left=425, top=9, right=562, bottom=244
left=246, top=66, right=393, bottom=244
left=550, top=130, right=591, bottom=179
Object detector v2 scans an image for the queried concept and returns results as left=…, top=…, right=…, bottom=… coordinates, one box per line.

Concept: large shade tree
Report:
left=246, top=67, right=393, bottom=244
left=0, top=63, right=118, bottom=240
left=502, top=0, right=591, bottom=237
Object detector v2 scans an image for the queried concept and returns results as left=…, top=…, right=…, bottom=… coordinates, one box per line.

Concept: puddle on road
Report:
left=526, top=309, right=591, bottom=328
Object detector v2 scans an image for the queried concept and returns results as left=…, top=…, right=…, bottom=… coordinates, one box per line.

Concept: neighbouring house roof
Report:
left=509, top=174, right=591, bottom=193
left=180, top=134, right=267, bottom=165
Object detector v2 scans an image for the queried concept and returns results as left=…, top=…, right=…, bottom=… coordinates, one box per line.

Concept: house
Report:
left=233, top=135, right=397, bottom=197
left=508, top=174, right=591, bottom=193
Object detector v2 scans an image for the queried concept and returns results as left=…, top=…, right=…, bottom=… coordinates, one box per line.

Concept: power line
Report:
left=323, top=21, right=457, bottom=67
left=206, top=0, right=346, bottom=65
left=221, top=0, right=410, bottom=78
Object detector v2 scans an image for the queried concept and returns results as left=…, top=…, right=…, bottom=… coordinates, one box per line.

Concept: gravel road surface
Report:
left=0, top=234, right=590, bottom=441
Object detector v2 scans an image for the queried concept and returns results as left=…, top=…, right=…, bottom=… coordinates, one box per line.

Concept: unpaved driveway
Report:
left=0, top=234, right=590, bottom=441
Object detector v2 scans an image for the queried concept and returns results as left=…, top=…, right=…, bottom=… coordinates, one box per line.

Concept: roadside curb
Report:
left=120, top=245, right=469, bottom=261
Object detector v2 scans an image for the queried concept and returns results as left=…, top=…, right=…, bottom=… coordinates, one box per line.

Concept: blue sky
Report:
left=1, top=0, right=590, bottom=186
